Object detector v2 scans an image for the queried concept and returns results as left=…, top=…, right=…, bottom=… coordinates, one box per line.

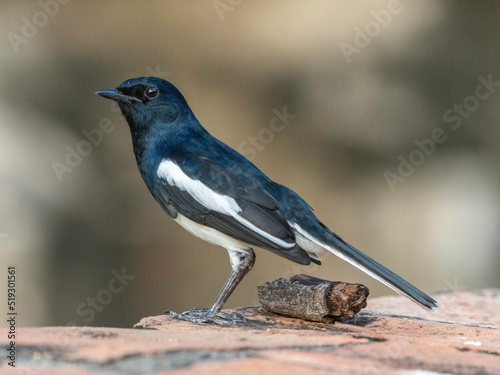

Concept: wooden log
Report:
left=257, top=274, right=369, bottom=322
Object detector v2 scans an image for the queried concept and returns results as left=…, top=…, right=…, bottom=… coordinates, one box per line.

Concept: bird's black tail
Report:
left=325, top=235, right=437, bottom=310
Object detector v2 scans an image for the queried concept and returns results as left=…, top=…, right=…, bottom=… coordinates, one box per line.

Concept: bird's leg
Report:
left=166, top=249, right=255, bottom=325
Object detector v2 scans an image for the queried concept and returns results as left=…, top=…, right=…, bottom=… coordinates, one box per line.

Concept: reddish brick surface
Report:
left=1, top=290, right=499, bottom=374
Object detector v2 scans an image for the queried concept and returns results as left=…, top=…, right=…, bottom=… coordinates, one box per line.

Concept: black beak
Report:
left=96, top=89, right=140, bottom=103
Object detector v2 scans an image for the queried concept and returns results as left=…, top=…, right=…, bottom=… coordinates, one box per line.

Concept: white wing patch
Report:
left=158, top=159, right=241, bottom=214
left=157, top=159, right=294, bottom=249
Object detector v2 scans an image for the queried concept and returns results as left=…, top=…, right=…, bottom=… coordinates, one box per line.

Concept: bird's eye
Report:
left=145, top=86, right=159, bottom=99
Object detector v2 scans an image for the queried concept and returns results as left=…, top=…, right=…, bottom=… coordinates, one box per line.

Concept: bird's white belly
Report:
left=174, top=213, right=250, bottom=251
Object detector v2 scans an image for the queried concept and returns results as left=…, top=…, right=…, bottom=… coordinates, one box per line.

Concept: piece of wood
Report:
left=257, top=274, right=369, bottom=322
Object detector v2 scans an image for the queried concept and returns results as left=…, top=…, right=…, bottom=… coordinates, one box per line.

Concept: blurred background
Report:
left=1, top=1, right=499, bottom=328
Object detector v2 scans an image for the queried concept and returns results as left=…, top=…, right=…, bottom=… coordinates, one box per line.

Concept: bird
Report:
left=96, top=76, right=437, bottom=325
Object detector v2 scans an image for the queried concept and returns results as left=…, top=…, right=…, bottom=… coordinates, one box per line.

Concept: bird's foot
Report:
left=165, top=307, right=246, bottom=325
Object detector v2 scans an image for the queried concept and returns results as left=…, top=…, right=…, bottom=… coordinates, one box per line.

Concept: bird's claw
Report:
left=165, top=307, right=246, bottom=325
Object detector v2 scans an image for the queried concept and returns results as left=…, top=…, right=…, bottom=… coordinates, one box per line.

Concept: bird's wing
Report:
left=153, top=153, right=312, bottom=265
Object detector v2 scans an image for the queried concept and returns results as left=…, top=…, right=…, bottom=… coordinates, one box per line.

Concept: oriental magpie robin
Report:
left=96, top=77, right=437, bottom=325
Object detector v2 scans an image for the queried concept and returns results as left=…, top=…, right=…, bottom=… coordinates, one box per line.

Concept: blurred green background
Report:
left=1, top=1, right=499, bottom=328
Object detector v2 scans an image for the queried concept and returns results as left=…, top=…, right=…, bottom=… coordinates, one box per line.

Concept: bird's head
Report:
left=96, top=76, right=190, bottom=133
